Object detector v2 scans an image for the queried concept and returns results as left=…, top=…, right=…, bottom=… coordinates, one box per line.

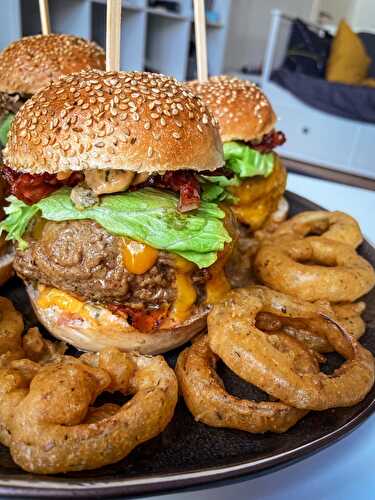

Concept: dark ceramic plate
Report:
left=0, top=191, right=374, bottom=499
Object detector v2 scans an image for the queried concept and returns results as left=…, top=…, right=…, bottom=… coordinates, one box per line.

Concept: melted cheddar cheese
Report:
left=206, top=272, right=231, bottom=304
left=32, top=218, right=47, bottom=240
left=121, top=238, right=158, bottom=274
left=37, top=286, right=86, bottom=315
left=169, top=272, right=197, bottom=323
left=173, top=255, right=196, bottom=273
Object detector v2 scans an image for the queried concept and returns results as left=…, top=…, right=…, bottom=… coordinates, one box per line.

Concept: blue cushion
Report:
left=359, top=32, right=375, bottom=77
left=282, top=19, right=333, bottom=77
left=272, top=68, right=375, bottom=123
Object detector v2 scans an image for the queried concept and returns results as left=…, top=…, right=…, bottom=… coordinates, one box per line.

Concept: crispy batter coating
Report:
left=208, top=288, right=375, bottom=411
left=7, top=349, right=177, bottom=474
left=255, top=237, right=375, bottom=302
left=229, top=157, right=287, bottom=231
left=257, top=210, right=363, bottom=248
left=0, top=297, right=24, bottom=367
left=0, top=319, right=66, bottom=448
left=176, top=335, right=308, bottom=433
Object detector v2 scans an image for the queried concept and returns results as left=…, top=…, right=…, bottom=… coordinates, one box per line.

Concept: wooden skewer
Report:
left=106, top=0, right=122, bottom=72
left=193, top=0, right=208, bottom=81
left=39, top=0, right=51, bottom=35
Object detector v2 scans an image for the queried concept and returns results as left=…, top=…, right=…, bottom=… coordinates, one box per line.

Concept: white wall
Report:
left=312, top=0, right=375, bottom=32
left=224, top=0, right=315, bottom=72
left=349, top=0, right=375, bottom=32
left=317, top=0, right=355, bottom=23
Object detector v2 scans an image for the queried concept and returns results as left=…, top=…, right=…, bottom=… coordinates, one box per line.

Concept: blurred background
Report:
left=1, top=0, right=374, bottom=181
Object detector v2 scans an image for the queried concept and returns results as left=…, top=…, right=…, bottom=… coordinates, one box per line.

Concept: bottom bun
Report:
left=26, top=283, right=208, bottom=354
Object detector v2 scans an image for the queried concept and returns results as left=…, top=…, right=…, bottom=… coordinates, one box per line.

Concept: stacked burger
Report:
left=0, top=70, right=235, bottom=354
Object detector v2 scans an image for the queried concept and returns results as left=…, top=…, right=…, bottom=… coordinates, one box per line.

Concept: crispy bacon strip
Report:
left=140, top=170, right=201, bottom=212
left=4, top=166, right=202, bottom=211
left=108, top=304, right=169, bottom=333
left=2, top=167, right=82, bottom=204
left=162, top=171, right=201, bottom=212
left=251, top=130, right=286, bottom=154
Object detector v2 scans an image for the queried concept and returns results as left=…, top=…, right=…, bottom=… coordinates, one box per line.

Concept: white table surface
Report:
left=145, top=173, right=375, bottom=500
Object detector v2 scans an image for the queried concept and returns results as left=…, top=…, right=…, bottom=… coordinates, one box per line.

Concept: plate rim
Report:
left=0, top=190, right=374, bottom=498
left=0, top=399, right=374, bottom=499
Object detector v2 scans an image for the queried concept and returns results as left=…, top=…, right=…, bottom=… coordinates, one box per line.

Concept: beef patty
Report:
left=14, top=219, right=180, bottom=309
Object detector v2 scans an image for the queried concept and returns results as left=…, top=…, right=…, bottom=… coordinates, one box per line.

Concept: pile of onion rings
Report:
left=178, top=210, right=375, bottom=433
left=0, top=207, right=374, bottom=471
left=177, top=286, right=374, bottom=430
left=254, top=210, right=375, bottom=303
left=0, top=297, right=178, bottom=474
left=207, top=288, right=374, bottom=411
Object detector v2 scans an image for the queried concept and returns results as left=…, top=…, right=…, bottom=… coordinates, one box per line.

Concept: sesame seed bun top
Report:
left=188, top=76, right=277, bottom=143
left=0, top=34, right=105, bottom=96
left=4, top=70, right=223, bottom=175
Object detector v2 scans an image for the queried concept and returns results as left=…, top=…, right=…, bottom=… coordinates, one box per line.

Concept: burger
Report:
left=0, top=34, right=105, bottom=149
left=0, top=34, right=105, bottom=287
left=0, top=70, right=235, bottom=354
left=188, top=76, right=287, bottom=286
left=188, top=76, right=287, bottom=231
left=0, top=93, right=22, bottom=285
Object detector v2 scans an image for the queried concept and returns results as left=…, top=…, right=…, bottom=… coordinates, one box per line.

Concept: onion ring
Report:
left=175, top=335, right=308, bottom=433
left=254, top=237, right=375, bottom=302
left=208, top=288, right=375, bottom=410
left=0, top=297, right=24, bottom=367
left=7, top=348, right=177, bottom=474
left=256, top=302, right=366, bottom=353
left=257, top=210, right=363, bottom=248
left=0, top=323, right=66, bottom=447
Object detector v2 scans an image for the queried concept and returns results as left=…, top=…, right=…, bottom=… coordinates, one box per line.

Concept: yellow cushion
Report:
left=362, top=78, right=375, bottom=87
left=326, top=20, right=371, bottom=84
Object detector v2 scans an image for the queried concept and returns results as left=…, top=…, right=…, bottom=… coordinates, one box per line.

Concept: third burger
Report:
left=188, top=75, right=287, bottom=232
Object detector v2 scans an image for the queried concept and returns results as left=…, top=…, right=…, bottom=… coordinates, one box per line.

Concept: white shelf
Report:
left=92, top=0, right=144, bottom=11
left=146, top=7, right=189, bottom=21
left=0, top=0, right=232, bottom=81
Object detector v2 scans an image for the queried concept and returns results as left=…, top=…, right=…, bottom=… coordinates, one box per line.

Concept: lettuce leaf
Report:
left=198, top=174, right=240, bottom=203
left=0, top=197, right=39, bottom=251
left=0, top=113, right=15, bottom=147
left=223, top=141, right=274, bottom=178
left=0, top=187, right=231, bottom=268
left=196, top=142, right=275, bottom=204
